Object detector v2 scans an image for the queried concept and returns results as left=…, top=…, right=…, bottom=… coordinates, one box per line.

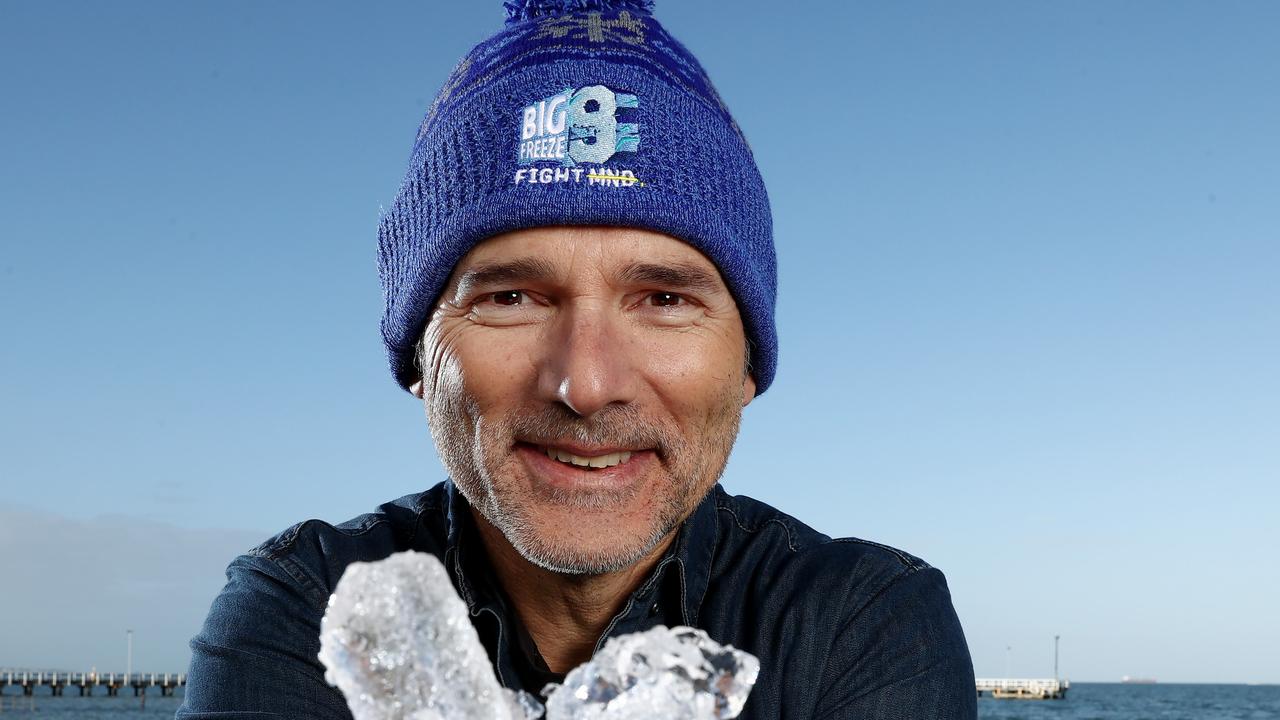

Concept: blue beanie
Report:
left=378, top=0, right=777, bottom=394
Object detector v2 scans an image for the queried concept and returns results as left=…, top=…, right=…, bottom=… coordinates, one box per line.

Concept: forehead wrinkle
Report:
left=564, top=238, right=597, bottom=290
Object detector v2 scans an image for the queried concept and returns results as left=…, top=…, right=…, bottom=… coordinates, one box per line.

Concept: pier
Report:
left=976, top=678, right=1069, bottom=699
left=0, top=670, right=185, bottom=697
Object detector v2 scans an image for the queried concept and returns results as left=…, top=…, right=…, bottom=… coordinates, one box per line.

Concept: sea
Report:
left=979, top=683, right=1280, bottom=720
left=0, top=683, right=1277, bottom=718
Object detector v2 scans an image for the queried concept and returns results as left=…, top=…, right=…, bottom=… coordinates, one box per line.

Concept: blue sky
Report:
left=2, top=1, right=1277, bottom=683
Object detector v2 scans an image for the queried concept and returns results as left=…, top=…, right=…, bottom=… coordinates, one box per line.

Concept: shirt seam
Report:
left=270, top=553, right=329, bottom=610
left=248, top=491, right=445, bottom=563
left=828, top=537, right=928, bottom=571
left=687, top=495, right=718, bottom=626
left=247, top=496, right=446, bottom=610
left=593, top=593, right=641, bottom=656
left=409, top=496, right=442, bottom=547
left=714, top=500, right=800, bottom=552
left=633, top=555, right=676, bottom=599
left=248, top=516, right=395, bottom=563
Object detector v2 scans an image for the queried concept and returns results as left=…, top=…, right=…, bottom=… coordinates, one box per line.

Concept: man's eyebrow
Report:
left=616, top=261, right=726, bottom=296
left=453, top=257, right=560, bottom=296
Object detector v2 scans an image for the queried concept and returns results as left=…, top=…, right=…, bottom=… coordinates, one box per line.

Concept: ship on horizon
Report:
left=1121, top=676, right=1157, bottom=684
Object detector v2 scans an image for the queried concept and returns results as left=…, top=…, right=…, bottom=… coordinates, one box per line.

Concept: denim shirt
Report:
left=178, top=482, right=976, bottom=719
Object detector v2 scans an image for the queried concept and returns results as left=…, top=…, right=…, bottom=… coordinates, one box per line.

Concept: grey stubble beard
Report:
left=424, top=369, right=743, bottom=576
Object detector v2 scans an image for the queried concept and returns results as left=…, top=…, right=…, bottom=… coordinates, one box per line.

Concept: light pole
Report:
left=1054, top=635, right=1060, bottom=681
left=1005, top=645, right=1012, bottom=678
left=126, top=629, right=133, bottom=682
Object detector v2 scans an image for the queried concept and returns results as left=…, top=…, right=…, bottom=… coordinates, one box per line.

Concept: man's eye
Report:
left=649, top=292, right=684, bottom=307
left=489, top=291, right=525, bottom=306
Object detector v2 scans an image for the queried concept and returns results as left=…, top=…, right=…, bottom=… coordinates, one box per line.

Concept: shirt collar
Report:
left=443, top=479, right=490, bottom=612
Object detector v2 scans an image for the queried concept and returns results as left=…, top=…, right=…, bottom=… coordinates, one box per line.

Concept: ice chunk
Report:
left=543, top=625, right=759, bottom=719
left=319, top=551, right=759, bottom=719
left=317, top=550, right=541, bottom=720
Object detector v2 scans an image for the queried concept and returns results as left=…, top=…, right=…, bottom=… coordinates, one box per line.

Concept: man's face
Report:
left=418, top=226, right=755, bottom=575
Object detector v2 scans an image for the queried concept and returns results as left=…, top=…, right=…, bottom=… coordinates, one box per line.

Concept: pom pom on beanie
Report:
left=504, top=0, right=655, bottom=25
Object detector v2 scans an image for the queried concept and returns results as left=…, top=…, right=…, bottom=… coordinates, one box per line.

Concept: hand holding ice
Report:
left=544, top=625, right=759, bottom=719
left=317, top=551, right=540, bottom=720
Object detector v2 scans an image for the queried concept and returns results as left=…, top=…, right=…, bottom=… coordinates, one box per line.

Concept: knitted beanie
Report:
left=377, top=0, right=777, bottom=394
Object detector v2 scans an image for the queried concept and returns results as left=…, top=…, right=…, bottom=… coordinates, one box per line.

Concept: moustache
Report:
left=506, top=403, right=676, bottom=457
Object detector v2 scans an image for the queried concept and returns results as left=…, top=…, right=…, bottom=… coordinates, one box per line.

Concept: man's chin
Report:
left=510, top=536, right=662, bottom=576
left=499, top=514, right=671, bottom=576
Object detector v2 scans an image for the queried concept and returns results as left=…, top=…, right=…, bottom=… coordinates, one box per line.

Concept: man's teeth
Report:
left=544, top=447, right=633, bottom=469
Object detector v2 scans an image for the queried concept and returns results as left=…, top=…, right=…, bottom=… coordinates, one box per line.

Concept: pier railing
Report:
left=0, top=670, right=186, bottom=697
left=976, top=677, right=1069, bottom=699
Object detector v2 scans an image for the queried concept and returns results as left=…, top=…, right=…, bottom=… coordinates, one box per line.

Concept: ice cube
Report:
left=543, top=625, right=759, bottom=719
left=317, top=551, right=541, bottom=720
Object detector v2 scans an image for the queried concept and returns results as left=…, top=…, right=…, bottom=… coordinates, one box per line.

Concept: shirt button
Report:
left=650, top=602, right=660, bottom=616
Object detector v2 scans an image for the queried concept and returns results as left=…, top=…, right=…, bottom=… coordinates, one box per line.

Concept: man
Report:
left=180, top=1, right=976, bottom=717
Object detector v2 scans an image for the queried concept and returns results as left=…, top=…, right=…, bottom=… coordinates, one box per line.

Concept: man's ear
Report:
left=741, top=374, right=756, bottom=408
left=410, top=379, right=425, bottom=399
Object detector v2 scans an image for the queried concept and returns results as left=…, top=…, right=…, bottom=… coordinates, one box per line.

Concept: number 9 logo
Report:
left=567, top=85, right=618, bottom=165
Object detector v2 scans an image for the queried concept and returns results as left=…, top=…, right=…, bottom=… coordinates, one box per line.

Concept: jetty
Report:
left=976, top=678, right=1069, bottom=699
left=0, top=670, right=185, bottom=697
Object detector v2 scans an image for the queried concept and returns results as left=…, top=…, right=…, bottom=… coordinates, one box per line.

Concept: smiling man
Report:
left=180, top=2, right=975, bottom=718
left=420, top=226, right=756, bottom=676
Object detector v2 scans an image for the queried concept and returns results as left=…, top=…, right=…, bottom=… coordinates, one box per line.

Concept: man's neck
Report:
left=471, top=510, right=676, bottom=674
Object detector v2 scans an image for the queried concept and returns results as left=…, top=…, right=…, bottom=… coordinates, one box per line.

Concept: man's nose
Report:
left=537, top=305, right=639, bottom=418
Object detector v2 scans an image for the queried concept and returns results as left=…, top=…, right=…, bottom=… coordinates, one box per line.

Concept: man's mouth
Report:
left=540, top=445, right=634, bottom=470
